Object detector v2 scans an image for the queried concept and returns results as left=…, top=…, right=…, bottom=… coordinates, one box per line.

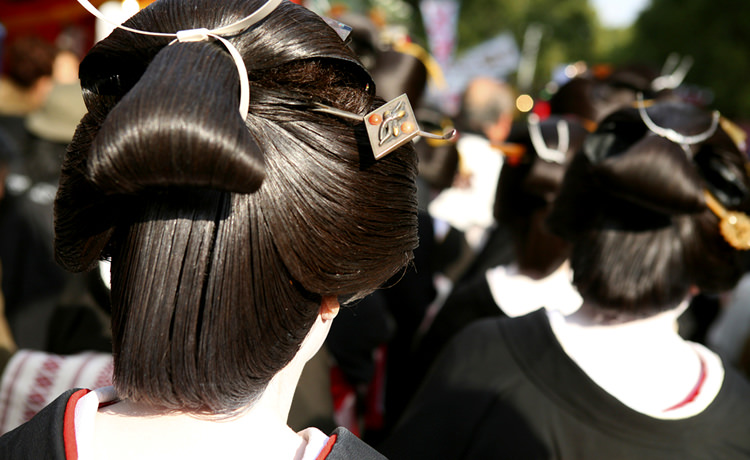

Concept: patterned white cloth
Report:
left=0, top=349, right=113, bottom=435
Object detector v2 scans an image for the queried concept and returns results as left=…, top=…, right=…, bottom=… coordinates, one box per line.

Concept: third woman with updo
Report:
left=383, top=99, right=750, bottom=459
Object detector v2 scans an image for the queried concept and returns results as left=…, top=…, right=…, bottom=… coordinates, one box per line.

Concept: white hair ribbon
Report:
left=527, top=113, right=569, bottom=164
left=636, top=93, right=719, bottom=151
left=652, top=53, right=694, bottom=92
left=76, top=0, right=285, bottom=121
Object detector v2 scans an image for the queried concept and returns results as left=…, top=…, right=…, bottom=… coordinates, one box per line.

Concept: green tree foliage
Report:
left=623, top=0, right=750, bottom=118
left=452, top=0, right=597, bottom=89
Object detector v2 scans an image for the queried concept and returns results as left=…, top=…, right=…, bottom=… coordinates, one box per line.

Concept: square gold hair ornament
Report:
left=313, top=93, right=457, bottom=161
left=364, top=94, right=421, bottom=160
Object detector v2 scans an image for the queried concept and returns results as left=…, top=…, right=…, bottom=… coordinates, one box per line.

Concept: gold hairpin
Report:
left=719, top=116, right=747, bottom=152
left=704, top=190, right=750, bottom=250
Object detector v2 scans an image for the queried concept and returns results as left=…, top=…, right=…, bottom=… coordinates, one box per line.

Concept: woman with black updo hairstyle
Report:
left=0, top=0, right=419, bottom=458
left=403, top=115, right=587, bottom=402
left=382, top=100, right=750, bottom=459
left=549, top=58, right=690, bottom=130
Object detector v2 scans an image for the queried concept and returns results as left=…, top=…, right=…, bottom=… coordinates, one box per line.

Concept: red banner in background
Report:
left=0, top=0, right=155, bottom=47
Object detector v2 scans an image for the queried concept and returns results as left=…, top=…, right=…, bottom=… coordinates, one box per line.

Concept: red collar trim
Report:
left=664, top=355, right=707, bottom=412
left=63, top=389, right=92, bottom=460
left=62, top=390, right=336, bottom=460
left=315, top=433, right=338, bottom=460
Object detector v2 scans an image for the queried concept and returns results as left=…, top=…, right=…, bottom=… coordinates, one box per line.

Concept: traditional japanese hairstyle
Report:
left=548, top=99, right=750, bottom=318
left=54, top=0, right=419, bottom=414
left=493, top=115, right=589, bottom=277
left=549, top=56, right=689, bottom=128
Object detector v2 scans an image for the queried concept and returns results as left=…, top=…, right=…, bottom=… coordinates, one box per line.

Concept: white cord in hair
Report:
left=635, top=93, right=720, bottom=151
left=76, top=0, right=285, bottom=121
left=527, top=113, right=569, bottom=164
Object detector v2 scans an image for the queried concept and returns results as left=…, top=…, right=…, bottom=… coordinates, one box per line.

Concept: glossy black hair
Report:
left=549, top=63, right=670, bottom=125
left=548, top=101, right=750, bottom=317
left=54, top=0, right=418, bottom=414
left=494, top=116, right=589, bottom=278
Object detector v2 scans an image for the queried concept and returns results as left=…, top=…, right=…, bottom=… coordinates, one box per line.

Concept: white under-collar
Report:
left=486, top=261, right=581, bottom=317
left=73, top=387, right=331, bottom=460
left=547, top=308, right=724, bottom=419
left=297, top=427, right=332, bottom=460
left=76, top=386, right=117, bottom=460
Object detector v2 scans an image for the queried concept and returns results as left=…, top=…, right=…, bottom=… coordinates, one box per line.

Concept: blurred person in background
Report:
left=0, top=35, right=57, bottom=171
left=428, top=77, right=516, bottom=281
left=409, top=115, right=588, bottom=396
left=0, top=121, right=69, bottom=351
left=320, top=12, right=457, bottom=442
left=0, top=112, right=112, bottom=438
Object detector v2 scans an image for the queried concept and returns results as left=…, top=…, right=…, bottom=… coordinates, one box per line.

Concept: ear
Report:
left=320, top=296, right=340, bottom=322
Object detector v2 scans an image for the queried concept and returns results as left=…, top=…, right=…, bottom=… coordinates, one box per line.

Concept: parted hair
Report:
left=548, top=101, right=750, bottom=318
left=53, top=0, right=418, bottom=414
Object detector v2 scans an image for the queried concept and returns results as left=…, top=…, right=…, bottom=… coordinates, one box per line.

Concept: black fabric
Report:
left=0, top=390, right=385, bottom=459
left=24, top=133, right=66, bottom=185
left=328, top=427, right=388, bottom=459
left=0, top=189, right=111, bottom=354
left=453, top=222, right=515, bottom=284
left=327, top=291, right=394, bottom=388
left=409, top=272, right=501, bottom=404
left=0, top=115, right=29, bottom=172
left=381, top=309, right=750, bottom=460
left=377, top=209, right=438, bottom=438
left=0, top=388, right=78, bottom=459
left=0, top=191, right=70, bottom=349
left=469, top=224, right=515, bottom=281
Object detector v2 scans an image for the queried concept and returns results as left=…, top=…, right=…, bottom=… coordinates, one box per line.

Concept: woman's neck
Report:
left=560, top=301, right=685, bottom=334
left=93, top=354, right=310, bottom=459
left=547, top=301, right=724, bottom=419
left=90, top=312, right=334, bottom=459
